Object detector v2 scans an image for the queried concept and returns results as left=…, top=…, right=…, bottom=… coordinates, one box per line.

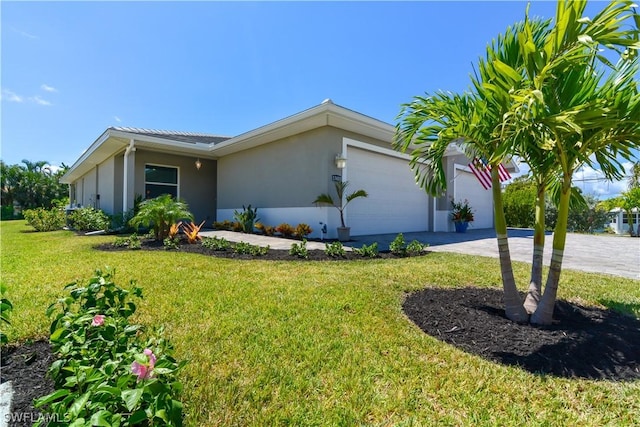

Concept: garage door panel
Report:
left=455, top=171, right=494, bottom=229
left=347, top=147, right=428, bottom=236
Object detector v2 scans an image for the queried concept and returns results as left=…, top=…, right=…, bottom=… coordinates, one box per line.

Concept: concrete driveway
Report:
left=202, top=228, right=639, bottom=280
left=351, top=229, right=640, bottom=280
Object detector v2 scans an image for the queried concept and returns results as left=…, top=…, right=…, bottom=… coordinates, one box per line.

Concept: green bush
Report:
left=389, top=233, right=407, bottom=256
left=354, top=242, right=379, bottom=258
left=113, top=234, right=141, bottom=250
left=325, top=241, right=346, bottom=258
left=1, top=205, right=15, bottom=220
left=234, top=242, right=269, bottom=256
left=23, top=207, right=66, bottom=232
left=201, top=236, right=231, bottom=251
left=406, top=240, right=427, bottom=256
left=1, top=284, right=12, bottom=345
left=68, top=207, right=110, bottom=232
left=289, top=240, right=309, bottom=259
left=35, top=269, right=185, bottom=426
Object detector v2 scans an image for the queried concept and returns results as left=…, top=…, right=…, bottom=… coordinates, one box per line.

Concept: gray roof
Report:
left=109, top=126, right=231, bottom=145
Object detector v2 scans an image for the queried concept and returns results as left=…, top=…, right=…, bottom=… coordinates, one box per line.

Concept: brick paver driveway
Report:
left=353, top=229, right=640, bottom=280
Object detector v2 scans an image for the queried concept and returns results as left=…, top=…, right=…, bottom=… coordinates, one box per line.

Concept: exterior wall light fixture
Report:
left=335, top=153, right=347, bottom=169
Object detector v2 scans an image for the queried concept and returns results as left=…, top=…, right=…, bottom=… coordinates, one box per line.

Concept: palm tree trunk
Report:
left=492, top=167, right=529, bottom=323
left=524, top=181, right=545, bottom=314
left=531, top=174, right=571, bottom=325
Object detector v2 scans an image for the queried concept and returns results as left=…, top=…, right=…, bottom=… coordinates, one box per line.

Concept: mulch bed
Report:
left=403, top=287, right=640, bottom=380
left=1, top=341, right=55, bottom=426
left=94, top=237, right=424, bottom=261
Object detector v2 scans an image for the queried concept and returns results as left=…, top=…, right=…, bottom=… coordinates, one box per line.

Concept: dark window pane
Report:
left=145, top=165, right=177, bottom=184
left=145, top=184, right=178, bottom=199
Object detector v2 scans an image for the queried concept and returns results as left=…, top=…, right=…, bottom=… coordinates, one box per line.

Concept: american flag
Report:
left=468, top=158, right=511, bottom=190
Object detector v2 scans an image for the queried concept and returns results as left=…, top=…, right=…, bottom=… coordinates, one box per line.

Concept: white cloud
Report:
left=30, top=96, right=52, bottom=106
left=114, top=116, right=122, bottom=123
left=1, top=89, right=24, bottom=103
left=11, top=27, right=38, bottom=40
left=41, top=84, right=58, bottom=93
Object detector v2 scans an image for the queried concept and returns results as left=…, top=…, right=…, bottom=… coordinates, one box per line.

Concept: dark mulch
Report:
left=94, top=237, right=424, bottom=261
left=404, top=287, right=640, bottom=380
left=1, top=341, right=55, bottom=426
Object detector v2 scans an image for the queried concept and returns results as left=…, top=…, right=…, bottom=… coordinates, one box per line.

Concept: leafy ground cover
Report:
left=1, top=220, right=639, bottom=425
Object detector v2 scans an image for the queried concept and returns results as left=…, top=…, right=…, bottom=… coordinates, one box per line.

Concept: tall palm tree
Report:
left=503, top=1, right=640, bottom=325
left=396, top=0, right=640, bottom=325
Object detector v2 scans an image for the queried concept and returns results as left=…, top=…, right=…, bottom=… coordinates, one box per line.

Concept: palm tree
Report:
left=313, top=181, right=368, bottom=229
left=504, top=1, right=640, bottom=325
left=396, top=19, right=551, bottom=322
left=129, top=194, right=194, bottom=241
left=396, top=0, right=640, bottom=325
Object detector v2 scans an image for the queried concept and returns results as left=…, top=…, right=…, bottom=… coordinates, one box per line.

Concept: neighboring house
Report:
left=61, top=100, right=513, bottom=238
left=607, top=207, right=640, bottom=234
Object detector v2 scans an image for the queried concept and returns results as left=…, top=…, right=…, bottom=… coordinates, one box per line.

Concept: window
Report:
left=145, top=164, right=178, bottom=199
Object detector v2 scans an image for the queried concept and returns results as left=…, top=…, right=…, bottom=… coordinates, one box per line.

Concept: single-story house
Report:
left=607, top=207, right=640, bottom=234
left=61, top=100, right=512, bottom=238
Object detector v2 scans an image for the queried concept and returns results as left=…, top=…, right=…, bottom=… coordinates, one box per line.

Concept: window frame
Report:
left=144, top=163, right=180, bottom=199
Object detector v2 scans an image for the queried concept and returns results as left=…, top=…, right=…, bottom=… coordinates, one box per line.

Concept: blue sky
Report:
left=1, top=1, right=635, bottom=198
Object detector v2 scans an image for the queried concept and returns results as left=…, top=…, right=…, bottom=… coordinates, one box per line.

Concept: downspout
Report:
left=122, top=139, right=135, bottom=212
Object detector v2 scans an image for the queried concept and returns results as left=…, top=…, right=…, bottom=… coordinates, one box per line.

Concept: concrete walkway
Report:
left=201, top=229, right=640, bottom=280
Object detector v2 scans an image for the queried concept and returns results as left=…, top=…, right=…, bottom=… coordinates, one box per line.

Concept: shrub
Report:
left=163, top=237, right=180, bottom=250
left=182, top=220, right=205, bottom=244
left=256, top=222, right=276, bottom=236
left=129, top=195, right=193, bottom=241
left=232, top=222, right=244, bottom=232
left=201, top=236, right=231, bottom=251
left=35, top=269, right=185, bottom=426
left=113, top=234, right=141, bottom=250
left=168, top=222, right=182, bottom=239
left=234, top=242, right=269, bottom=256
left=1, top=284, right=12, bottom=345
left=233, top=205, right=259, bottom=233
left=389, top=233, right=407, bottom=256
left=354, top=242, right=379, bottom=258
left=295, top=223, right=313, bottom=238
left=1, top=205, right=15, bottom=220
left=276, top=223, right=295, bottom=238
left=68, top=207, right=110, bottom=232
left=23, top=207, right=66, bottom=232
left=289, top=240, right=308, bottom=259
left=325, top=241, right=346, bottom=258
left=407, top=240, right=428, bottom=256
left=213, top=220, right=233, bottom=231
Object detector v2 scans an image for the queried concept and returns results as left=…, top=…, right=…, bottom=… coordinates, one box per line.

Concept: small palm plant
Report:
left=313, top=181, right=368, bottom=228
left=129, top=194, right=194, bottom=241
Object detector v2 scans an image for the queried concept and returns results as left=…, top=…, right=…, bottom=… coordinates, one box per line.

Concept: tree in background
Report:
left=502, top=177, right=537, bottom=228
left=629, top=162, right=640, bottom=189
left=1, top=160, right=69, bottom=217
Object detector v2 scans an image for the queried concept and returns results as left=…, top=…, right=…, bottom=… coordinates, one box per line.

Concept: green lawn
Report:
left=2, top=220, right=639, bottom=426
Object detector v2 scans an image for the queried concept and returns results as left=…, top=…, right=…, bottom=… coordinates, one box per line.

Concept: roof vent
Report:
left=321, top=98, right=333, bottom=104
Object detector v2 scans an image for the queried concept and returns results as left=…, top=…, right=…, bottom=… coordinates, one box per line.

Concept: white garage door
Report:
left=346, top=147, right=429, bottom=236
left=455, top=170, right=494, bottom=229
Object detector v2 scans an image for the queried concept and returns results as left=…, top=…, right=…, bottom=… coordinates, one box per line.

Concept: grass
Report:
left=2, top=220, right=639, bottom=426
